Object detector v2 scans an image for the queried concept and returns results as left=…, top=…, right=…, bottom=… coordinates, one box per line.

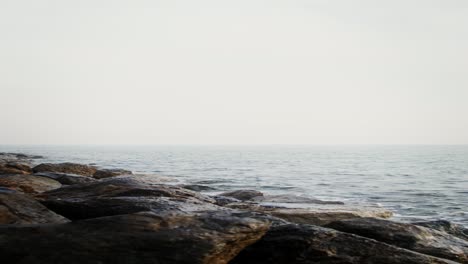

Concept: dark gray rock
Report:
left=0, top=174, right=62, bottom=194
left=93, top=168, right=133, bottom=179
left=326, top=218, right=468, bottom=263
left=230, top=224, right=457, bottom=264
left=0, top=210, right=270, bottom=264
left=37, top=176, right=215, bottom=204
left=213, top=195, right=241, bottom=206
left=34, top=172, right=97, bottom=185
left=38, top=176, right=219, bottom=219
left=414, top=220, right=468, bottom=242
left=33, top=163, right=98, bottom=176
left=180, top=184, right=216, bottom=192
left=0, top=190, right=68, bottom=224
left=220, top=190, right=264, bottom=201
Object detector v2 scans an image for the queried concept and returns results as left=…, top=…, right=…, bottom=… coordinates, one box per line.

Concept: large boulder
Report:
left=33, top=163, right=97, bottom=176
left=38, top=176, right=215, bottom=203
left=0, top=163, right=32, bottom=175
left=230, top=224, right=456, bottom=264
left=0, top=211, right=270, bottom=264
left=226, top=203, right=393, bottom=226
left=219, top=190, right=264, bottom=201
left=326, top=218, right=468, bottom=263
left=0, top=174, right=61, bottom=194
left=38, top=176, right=219, bottom=220
left=34, top=172, right=97, bottom=185
left=0, top=189, right=68, bottom=224
left=414, top=220, right=468, bottom=242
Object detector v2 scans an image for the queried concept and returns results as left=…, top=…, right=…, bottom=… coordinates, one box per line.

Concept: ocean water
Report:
left=1, top=145, right=467, bottom=226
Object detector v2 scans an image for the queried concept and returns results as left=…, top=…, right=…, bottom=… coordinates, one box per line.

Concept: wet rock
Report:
left=252, top=194, right=345, bottom=205
left=180, top=184, right=216, bottom=192
left=0, top=174, right=62, bottom=194
left=0, top=163, right=32, bottom=175
left=42, top=196, right=222, bottom=221
left=230, top=223, right=456, bottom=264
left=326, top=218, right=468, bottom=263
left=0, top=190, right=68, bottom=224
left=220, top=190, right=264, bottom=201
left=93, top=168, right=133, bottom=179
left=226, top=203, right=393, bottom=226
left=0, top=210, right=270, bottom=264
left=33, top=162, right=98, bottom=176
left=39, top=176, right=220, bottom=220
left=34, top=172, right=97, bottom=185
left=213, top=195, right=242, bottom=206
left=414, top=220, right=468, bottom=242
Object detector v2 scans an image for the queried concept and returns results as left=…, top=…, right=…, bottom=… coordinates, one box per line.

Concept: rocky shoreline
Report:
left=0, top=152, right=467, bottom=264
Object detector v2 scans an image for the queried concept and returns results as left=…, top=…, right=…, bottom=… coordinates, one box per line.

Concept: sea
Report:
left=1, top=145, right=467, bottom=226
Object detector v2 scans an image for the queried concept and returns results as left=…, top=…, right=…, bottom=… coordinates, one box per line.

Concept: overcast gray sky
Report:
left=1, top=0, right=467, bottom=145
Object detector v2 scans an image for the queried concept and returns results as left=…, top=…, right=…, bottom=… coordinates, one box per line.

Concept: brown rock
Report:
left=0, top=189, right=68, bottom=224
left=414, top=220, right=468, bottom=242
left=34, top=172, right=97, bottom=185
left=0, top=174, right=61, bottom=194
left=0, top=163, right=32, bottom=175
left=32, top=163, right=97, bottom=176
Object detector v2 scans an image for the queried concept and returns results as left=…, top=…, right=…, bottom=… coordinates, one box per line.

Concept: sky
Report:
left=0, top=0, right=467, bottom=145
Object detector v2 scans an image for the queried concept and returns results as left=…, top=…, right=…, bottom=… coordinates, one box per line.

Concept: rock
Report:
left=0, top=189, right=68, bottom=224
left=93, top=168, right=133, bottom=179
left=326, top=218, right=468, bottom=263
left=0, top=163, right=32, bottom=175
left=213, top=195, right=242, bottom=206
left=230, top=224, right=456, bottom=264
left=414, top=220, right=468, bottom=242
left=38, top=176, right=215, bottom=204
left=251, top=194, right=345, bottom=205
left=34, top=172, right=97, bottom=185
left=41, top=196, right=222, bottom=221
left=38, top=176, right=219, bottom=219
left=33, top=162, right=98, bottom=176
left=180, top=184, right=217, bottom=192
left=226, top=203, right=393, bottom=226
left=220, top=190, right=264, bottom=201
left=0, top=174, right=62, bottom=194
left=0, top=211, right=270, bottom=264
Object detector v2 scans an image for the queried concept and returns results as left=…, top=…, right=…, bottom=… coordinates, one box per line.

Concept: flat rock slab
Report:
left=226, top=203, right=393, bottom=226
left=327, top=218, right=468, bottom=263
left=0, top=190, right=68, bottom=224
left=0, top=211, right=270, bottom=264
left=0, top=174, right=62, bottom=194
left=230, top=224, right=457, bottom=264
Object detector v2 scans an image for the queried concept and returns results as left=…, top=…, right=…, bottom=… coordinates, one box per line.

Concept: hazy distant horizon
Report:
left=1, top=0, right=467, bottom=145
